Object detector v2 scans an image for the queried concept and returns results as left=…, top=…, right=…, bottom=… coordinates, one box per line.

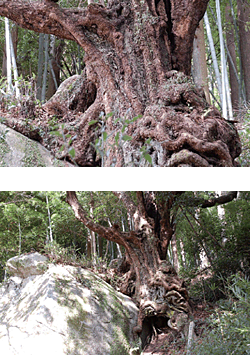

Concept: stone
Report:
left=0, top=123, right=73, bottom=166
left=0, top=254, right=138, bottom=355
left=6, top=252, right=48, bottom=278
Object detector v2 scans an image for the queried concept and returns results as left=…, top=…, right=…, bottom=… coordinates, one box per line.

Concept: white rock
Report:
left=0, top=254, right=138, bottom=355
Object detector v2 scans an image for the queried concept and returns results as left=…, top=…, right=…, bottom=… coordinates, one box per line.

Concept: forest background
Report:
left=0, top=0, right=250, bottom=166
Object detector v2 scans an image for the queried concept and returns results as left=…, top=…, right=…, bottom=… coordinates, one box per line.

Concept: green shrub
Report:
left=190, top=274, right=250, bottom=355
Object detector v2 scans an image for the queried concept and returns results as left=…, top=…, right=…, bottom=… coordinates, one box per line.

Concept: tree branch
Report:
left=0, top=1, right=115, bottom=50
left=200, top=191, right=238, bottom=208
left=0, top=1, right=75, bottom=40
left=66, top=191, right=141, bottom=248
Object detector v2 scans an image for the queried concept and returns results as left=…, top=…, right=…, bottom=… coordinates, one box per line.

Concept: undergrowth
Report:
left=190, top=273, right=250, bottom=355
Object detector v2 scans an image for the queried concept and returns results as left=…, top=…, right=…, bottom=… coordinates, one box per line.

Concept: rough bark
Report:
left=0, top=0, right=241, bottom=166
left=66, top=191, right=238, bottom=348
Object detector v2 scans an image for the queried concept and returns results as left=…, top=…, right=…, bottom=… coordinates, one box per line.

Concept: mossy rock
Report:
left=0, top=123, right=73, bottom=167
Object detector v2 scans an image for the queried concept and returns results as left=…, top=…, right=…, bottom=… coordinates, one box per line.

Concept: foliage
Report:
left=190, top=273, right=250, bottom=355
left=89, top=111, right=152, bottom=167
left=0, top=192, right=89, bottom=280
left=0, top=191, right=129, bottom=281
left=0, top=74, right=40, bottom=118
left=176, top=192, right=250, bottom=301
left=43, top=240, right=84, bottom=265
left=50, top=123, right=77, bottom=165
left=237, top=103, right=250, bottom=167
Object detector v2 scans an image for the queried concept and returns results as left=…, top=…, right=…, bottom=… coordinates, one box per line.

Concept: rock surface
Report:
left=0, top=253, right=138, bottom=355
left=6, top=252, right=48, bottom=278
left=0, top=123, right=73, bottom=167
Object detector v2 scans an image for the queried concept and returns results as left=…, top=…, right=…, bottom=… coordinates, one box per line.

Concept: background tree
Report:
left=237, top=0, right=250, bottom=102
left=0, top=0, right=241, bottom=167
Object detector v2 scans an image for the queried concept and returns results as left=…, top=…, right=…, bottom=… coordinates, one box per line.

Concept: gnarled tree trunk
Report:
left=66, top=191, right=190, bottom=348
left=66, top=191, right=238, bottom=348
left=0, top=0, right=241, bottom=166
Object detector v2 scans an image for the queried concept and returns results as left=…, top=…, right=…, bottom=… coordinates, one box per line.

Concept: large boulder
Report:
left=0, top=253, right=139, bottom=355
left=0, top=123, right=73, bottom=166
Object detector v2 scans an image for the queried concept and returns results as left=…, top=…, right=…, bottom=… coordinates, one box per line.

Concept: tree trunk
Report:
left=66, top=191, right=190, bottom=346
left=225, top=4, right=240, bottom=109
left=192, top=19, right=211, bottom=104
left=46, top=37, right=64, bottom=99
left=237, top=0, right=250, bottom=102
left=36, top=34, right=45, bottom=101
left=41, top=34, right=49, bottom=103
left=0, top=0, right=241, bottom=166
left=171, top=232, right=179, bottom=272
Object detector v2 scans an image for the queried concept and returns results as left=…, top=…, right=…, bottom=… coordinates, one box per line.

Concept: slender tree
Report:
left=192, top=19, right=211, bottom=104
left=237, top=0, right=250, bottom=102
left=225, top=3, right=240, bottom=109
left=36, top=34, right=45, bottom=101
left=0, top=0, right=241, bottom=166
left=4, top=18, right=12, bottom=94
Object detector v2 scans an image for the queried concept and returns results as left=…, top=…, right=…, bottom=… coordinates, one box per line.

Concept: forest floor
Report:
left=141, top=302, right=214, bottom=355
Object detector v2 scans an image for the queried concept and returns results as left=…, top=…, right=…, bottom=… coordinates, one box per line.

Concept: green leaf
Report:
left=106, top=112, right=114, bottom=119
left=103, top=131, right=108, bottom=141
left=50, top=131, right=63, bottom=138
left=115, top=132, right=120, bottom=145
left=122, top=134, right=132, bottom=141
left=69, top=148, right=75, bottom=158
left=140, top=146, right=146, bottom=153
left=143, top=154, right=152, bottom=164
left=88, top=120, right=98, bottom=126
left=145, top=138, right=152, bottom=144
left=132, top=115, right=142, bottom=121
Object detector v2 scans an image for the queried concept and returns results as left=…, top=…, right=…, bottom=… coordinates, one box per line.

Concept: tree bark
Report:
left=225, top=4, right=240, bottom=109
left=0, top=0, right=241, bottom=166
left=237, top=0, right=250, bottom=102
